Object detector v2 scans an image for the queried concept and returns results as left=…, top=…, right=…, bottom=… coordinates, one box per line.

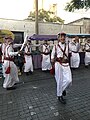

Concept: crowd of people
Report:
left=0, top=31, right=90, bottom=104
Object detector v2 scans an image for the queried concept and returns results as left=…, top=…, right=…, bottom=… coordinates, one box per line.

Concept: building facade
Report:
left=67, top=17, right=90, bottom=34
left=0, top=18, right=83, bottom=43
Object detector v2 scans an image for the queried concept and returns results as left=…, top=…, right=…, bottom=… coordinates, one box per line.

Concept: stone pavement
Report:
left=0, top=65, right=90, bottom=120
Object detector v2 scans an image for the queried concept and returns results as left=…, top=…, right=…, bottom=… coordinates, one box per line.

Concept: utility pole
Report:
left=35, top=0, right=39, bottom=47
left=42, top=0, right=44, bottom=10
left=35, top=0, right=38, bottom=35
left=81, top=0, right=87, bottom=33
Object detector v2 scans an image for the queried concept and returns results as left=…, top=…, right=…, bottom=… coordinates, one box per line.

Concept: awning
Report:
left=29, top=34, right=57, bottom=40
left=66, top=33, right=90, bottom=38
left=29, top=33, right=90, bottom=41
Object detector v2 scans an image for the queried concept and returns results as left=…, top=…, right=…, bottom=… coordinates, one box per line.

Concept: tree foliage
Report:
left=65, top=0, right=90, bottom=12
left=27, top=9, right=64, bottom=23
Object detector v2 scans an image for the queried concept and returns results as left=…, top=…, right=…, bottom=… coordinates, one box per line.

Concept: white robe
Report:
left=3, top=44, right=19, bottom=88
left=84, top=43, right=90, bottom=66
left=42, top=44, right=52, bottom=71
left=24, top=45, right=33, bottom=72
left=51, top=42, right=72, bottom=97
left=70, top=42, right=80, bottom=68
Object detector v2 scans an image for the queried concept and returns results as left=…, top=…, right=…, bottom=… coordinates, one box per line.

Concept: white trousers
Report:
left=3, top=60, right=19, bottom=88
left=55, top=62, right=72, bottom=97
left=85, top=52, right=90, bottom=65
left=24, top=55, right=33, bottom=72
left=70, top=52, right=80, bottom=68
left=42, top=54, right=52, bottom=71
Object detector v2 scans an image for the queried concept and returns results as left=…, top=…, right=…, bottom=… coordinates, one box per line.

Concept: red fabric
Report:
left=50, top=66, right=55, bottom=75
left=5, top=59, right=11, bottom=74
left=5, top=66, right=11, bottom=74
left=4, top=57, right=14, bottom=61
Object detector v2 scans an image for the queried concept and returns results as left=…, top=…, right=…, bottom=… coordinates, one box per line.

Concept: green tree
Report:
left=65, top=0, right=90, bottom=12
left=27, top=9, right=64, bottom=23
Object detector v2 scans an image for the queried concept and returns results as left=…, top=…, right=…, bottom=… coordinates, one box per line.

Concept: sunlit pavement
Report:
left=0, top=65, right=90, bottom=120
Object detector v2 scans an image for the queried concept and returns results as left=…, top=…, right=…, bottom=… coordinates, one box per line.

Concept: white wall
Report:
left=0, top=18, right=82, bottom=38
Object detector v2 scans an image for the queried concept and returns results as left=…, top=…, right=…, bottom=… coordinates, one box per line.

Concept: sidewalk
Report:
left=0, top=65, right=90, bottom=120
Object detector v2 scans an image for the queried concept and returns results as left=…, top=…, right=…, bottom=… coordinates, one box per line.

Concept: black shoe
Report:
left=14, top=82, right=19, bottom=85
left=26, top=72, right=29, bottom=76
left=58, top=96, right=66, bottom=104
left=62, top=90, right=66, bottom=96
left=85, top=65, right=88, bottom=68
left=6, top=86, right=16, bottom=90
left=29, top=71, right=33, bottom=74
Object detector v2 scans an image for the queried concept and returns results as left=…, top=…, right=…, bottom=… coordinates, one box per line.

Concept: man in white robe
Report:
left=51, top=32, right=72, bottom=104
left=24, top=40, right=33, bottom=75
left=41, top=40, right=52, bottom=71
left=84, top=39, right=90, bottom=67
left=70, top=36, right=80, bottom=69
left=3, top=37, right=20, bottom=90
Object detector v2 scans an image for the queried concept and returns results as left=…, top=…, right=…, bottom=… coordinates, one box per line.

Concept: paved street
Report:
left=0, top=65, right=90, bottom=120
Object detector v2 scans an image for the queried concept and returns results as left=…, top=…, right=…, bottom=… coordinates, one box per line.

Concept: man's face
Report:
left=6, top=38, right=13, bottom=45
left=87, top=39, right=90, bottom=43
left=75, top=36, right=79, bottom=42
left=27, top=40, right=31, bottom=45
left=44, top=40, right=48, bottom=44
left=58, top=35, right=66, bottom=44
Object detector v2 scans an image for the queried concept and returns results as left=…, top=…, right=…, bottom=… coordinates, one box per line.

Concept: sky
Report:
left=0, top=0, right=90, bottom=24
